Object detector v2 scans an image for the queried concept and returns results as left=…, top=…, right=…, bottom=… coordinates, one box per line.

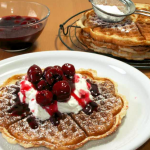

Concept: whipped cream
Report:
left=19, top=80, right=50, bottom=121
left=19, top=74, right=94, bottom=121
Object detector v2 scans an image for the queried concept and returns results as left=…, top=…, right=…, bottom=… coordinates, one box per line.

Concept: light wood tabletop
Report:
left=0, top=0, right=150, bottom=149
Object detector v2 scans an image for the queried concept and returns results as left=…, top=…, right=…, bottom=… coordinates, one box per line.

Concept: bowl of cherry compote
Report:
left=0, top=1, right=50, bottom=52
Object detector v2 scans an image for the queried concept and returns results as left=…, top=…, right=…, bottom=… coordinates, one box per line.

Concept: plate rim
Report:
left=0, top=50, right=150, bottom=150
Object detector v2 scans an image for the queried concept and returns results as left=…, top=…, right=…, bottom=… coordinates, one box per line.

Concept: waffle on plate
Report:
left=0, top=67, right=128, bottom=150
left=77, top=3, right=150, bottom=60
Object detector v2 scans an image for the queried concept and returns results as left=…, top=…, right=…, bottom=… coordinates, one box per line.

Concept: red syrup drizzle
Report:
left=20, top=80, right=32, bottom=103
left=71, top=76, right=98, bottom=115
left=71, top=90, right=92, bottom=108
left=43, top=101, right=62, bottom=126
left=7, top=82, right=39, bottom=129
left=43, top=100, right=58, bottom=116
left=75, top=74, right=80, bottom=83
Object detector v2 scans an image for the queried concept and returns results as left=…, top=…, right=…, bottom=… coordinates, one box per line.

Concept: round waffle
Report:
left=0, top=69, right=128, bottom=150
left=77, top=3, right=150, bottom=60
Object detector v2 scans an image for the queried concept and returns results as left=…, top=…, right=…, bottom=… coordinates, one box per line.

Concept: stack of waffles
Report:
left=77, top=3, right=150, bottom=60
left=0, top=69, right=128, bottom=150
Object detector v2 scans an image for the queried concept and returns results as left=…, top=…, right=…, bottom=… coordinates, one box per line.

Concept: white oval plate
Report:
left=0, top=51, right=150, bottom=150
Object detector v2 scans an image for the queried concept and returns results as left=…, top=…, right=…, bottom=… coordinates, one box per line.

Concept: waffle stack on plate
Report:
left=77, top=3, right=150, bottom=60
left=0, top=69, right=128, bottom=150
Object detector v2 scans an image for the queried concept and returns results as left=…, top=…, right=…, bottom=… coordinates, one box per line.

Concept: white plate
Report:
left=0, top=51, right=150, bottom=150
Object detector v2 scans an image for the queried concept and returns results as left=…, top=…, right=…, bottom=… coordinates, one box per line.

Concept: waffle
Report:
left=0, top=69, right=128, bottom=150
left=79, top=30, right=150, bottom=60
left=77, top=3, right=150, bottom=60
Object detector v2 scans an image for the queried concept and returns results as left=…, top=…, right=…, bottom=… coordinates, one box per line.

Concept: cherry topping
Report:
left=50, top=112, right=62, bottom=126
left=83, top=101, right=98, bottom=115
left=45, top=68, right=63, bottom=85
left=27, top=117, right=38, bottom=129
left=83, top=104, right=93, bottom=115
left=14, top=16, right=22, bottom=19
left=53, top=81, right=71, bottom=102
left=27, top=64, right=42, bottom=83
left=8, top=102, right=29, bottom=116
left=54, top=65, right=62, bottom=70
left=14, top=20, right=20, bottom=24
left=43, top=66, right=54, bottom=78
left=90, top=101, right=98, bottom=108
left=37, top=80, right=49, bottom=91
left=3, top=16, right=12, bottom=20
left=25, top=17, right=32, bottom=21
left=21, top=21, right=28, bottom=25
left=36, top=90, right=53, bottom=106
left=86, top=79, right=100, bottom=97
left=62, top=63, right=75, bottom=77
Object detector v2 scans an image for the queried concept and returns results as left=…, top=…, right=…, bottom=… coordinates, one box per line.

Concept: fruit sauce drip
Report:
left=7, top=85, right=38, bottom=129
left=27, top=117, right=38, bottom=129
left=86, top=79, right=100, bottom=97
left=71, top=74, right=98, bottom=115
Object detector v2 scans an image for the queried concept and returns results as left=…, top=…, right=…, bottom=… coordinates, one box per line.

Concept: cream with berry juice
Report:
left=0, top=15, right=44, bottom=51
left=18, top=63, right=98, bottom=128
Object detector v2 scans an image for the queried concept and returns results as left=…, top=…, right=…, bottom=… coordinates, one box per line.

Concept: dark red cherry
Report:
left=54, top=65, right=62, bottom=70
left=62, top=63, right=75, bottom=77
left=27, top=64, right=42, bottom=76
left=21, top=21, right=28, bottom=25
left=27, top=117, right=38, bottom=129
left=50, top=112, right=62, bottom=126
left=43, top=66, right=54, bottom=78
left=25, top=17, right=32, bottom=21
left=83, top=104, right=93, bottom=115
left=36, top=90, right=53, bottom=106
left=3, top=16, right=12, bottom=20
left=63, top=75, right=67, bottom=81
left=14, top=16, right=22, bottom=19
left=37, top=80, right=49, bottom=91
left=63, top=74, right=75, bottom=92
left=45, top=68, right=63, bottom=85
left=64, top=75, right=75, bottom=92
left=53, top=81, right=71, bottom=102
left=14, top=20, right=20, bottom=24
left=27, top=65, right=42, bottom=83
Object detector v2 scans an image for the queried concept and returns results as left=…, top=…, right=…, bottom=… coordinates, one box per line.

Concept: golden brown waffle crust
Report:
left=76, top=3, right=150, bottom=47
left=0, top=69, right=128, bottom=150
left=79, top=32, right=150, bottom=60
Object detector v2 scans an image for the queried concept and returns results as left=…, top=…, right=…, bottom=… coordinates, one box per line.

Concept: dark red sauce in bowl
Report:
left=0, top=15, right=44, bottom=51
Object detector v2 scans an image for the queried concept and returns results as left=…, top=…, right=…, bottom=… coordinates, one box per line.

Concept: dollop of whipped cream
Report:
left=19, top=80, right=50, bottom=121
left=18, top=74, right=94, bottom=121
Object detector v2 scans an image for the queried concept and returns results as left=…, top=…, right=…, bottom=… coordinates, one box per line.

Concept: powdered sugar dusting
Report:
left=0, top=74, right=124, bottom=149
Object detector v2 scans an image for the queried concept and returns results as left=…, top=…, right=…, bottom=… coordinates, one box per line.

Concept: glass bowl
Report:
left=0, top=1, right=50, bottom=52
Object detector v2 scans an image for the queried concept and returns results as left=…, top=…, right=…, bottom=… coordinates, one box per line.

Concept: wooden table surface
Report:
left=0, top=0, right=150, bottom=149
